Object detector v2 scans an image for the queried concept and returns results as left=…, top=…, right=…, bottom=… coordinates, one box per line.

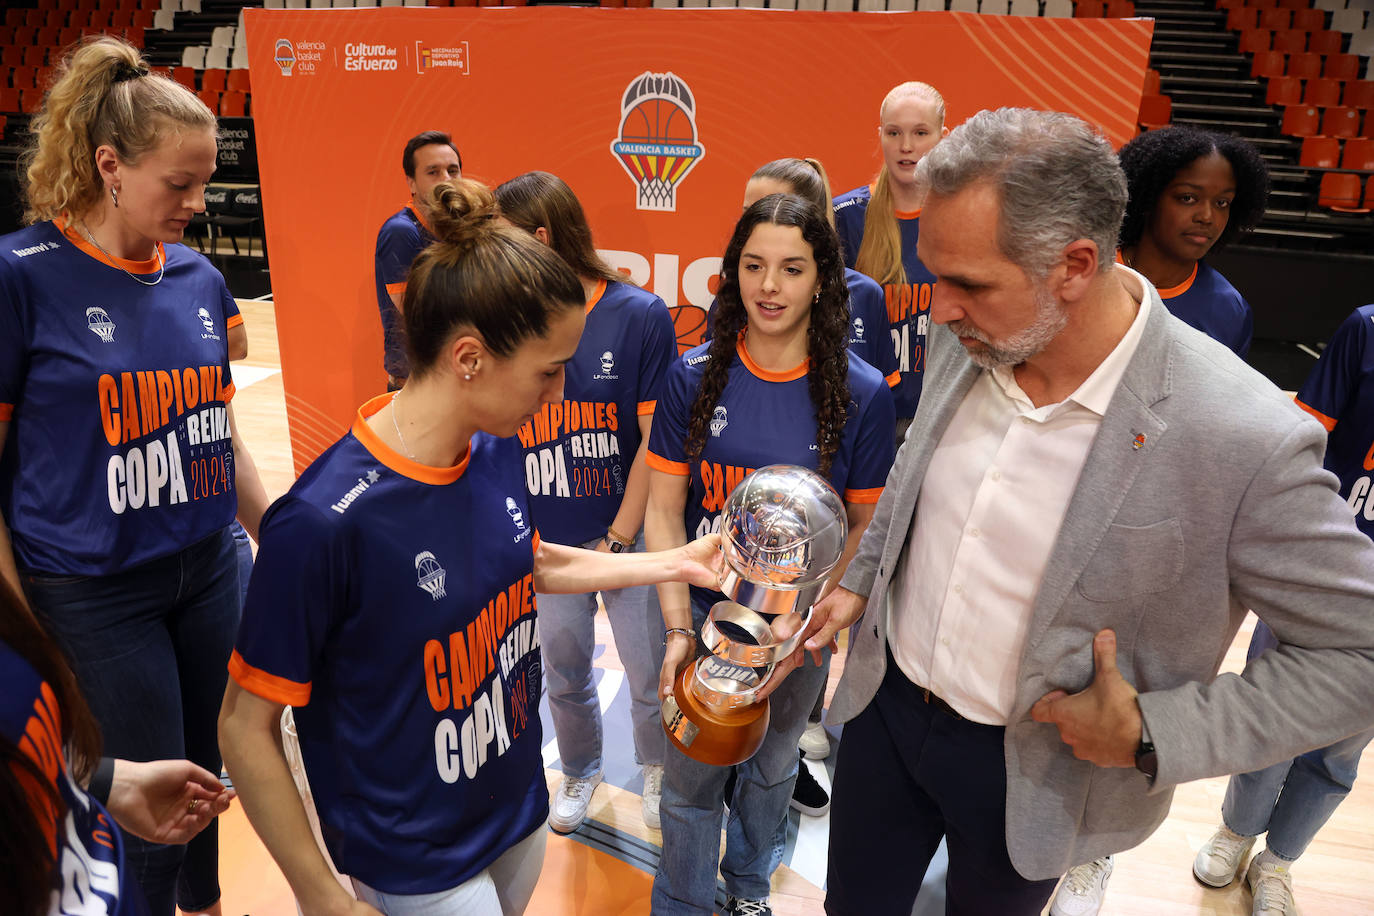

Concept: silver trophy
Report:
left=663, top=465, right=848, bottom=765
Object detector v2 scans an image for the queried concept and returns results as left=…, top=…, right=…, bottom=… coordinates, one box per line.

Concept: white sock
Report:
left=1253, top=847, right=1294, bottom=872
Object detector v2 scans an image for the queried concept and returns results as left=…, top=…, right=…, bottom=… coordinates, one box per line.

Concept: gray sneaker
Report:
left=1247, top=856, right=1299, bottom=916
left=1193, top=825, right=1257, bottom=887
left=1050, top=856, right=1112, bottom=916
left=549, top=772, right=602, bottom=834
left=641, top=763, right=663, bottom=830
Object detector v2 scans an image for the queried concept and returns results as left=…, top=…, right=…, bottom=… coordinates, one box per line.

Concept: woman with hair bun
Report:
left=219, top=178, right=722, bottom=916
left=0, top=37, right=267, bottom=916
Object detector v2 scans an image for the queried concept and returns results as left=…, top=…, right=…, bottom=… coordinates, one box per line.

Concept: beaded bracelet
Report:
left=663, top=627, right=697, bottom=646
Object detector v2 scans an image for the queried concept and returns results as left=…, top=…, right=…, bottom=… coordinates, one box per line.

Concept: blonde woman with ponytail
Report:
left=0, top=37, right=267, bottom=916
left=218, top=178, right=720, bottom=916
left=833, top=81, right=948, bottom=437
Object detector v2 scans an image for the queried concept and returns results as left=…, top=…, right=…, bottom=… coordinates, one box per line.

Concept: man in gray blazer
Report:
left=796, top=109, right=1374, bottom=914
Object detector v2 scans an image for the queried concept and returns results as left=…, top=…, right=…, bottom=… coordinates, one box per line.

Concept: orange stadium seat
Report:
left=1228, top=6, right=1259, bottom=28
left=219, top=90, right=246, bottom=118
left=1288, top=51, right=1324, bottom=79
left=1240, top=28, right=1273, bottom=52
left=197, top=88, right=219, bottom=110
left=1139, top=93, right=1172, bottom=129
left=1282, top=103, right=1322, bottom=135
left=1325, top=53, right=1360, bottom=81
left=1308, top=30, right=1344, bottom=55
left=1107, top=0, right=1135, bottom=15
left=201, top=68, right=227, bottom=92
left=35, top=66, right=55, bottom=90
left=10, top=65, right=36, bottom=90
left=1306, top=77, right=1344, bottom=105
left=20, top=88, right=43, bottom=114
left=1252, top=49, right=1287, bottom=78
left=1344, top=137, right=1374, bottom=168
left=1274, top=28, right=1309, bottom=52
left=0, top=88, right=20, bottom=113
left=1292, top=8, right=1326, bottom=30
left=1318, top=172, right=1369, bottom=210
left=1076, top=0, right=1106, bottom=16
left=1143, top=68, right=1161, bottom=95
left=1300, top=135, right=1341, bottom=167
left=1323, top=105, right=1364, bottom=137
left=172, top=66, right=196, bottom=89
left=227, top=69, right=251, bottom=93
left=1346, top=81, right=1374, bottom=110
left=1260, top=8, right=1292, bottom=28
left=1268, top=74, right=1304, bottom=104
left=1245, top=0, right=1280, bottom=9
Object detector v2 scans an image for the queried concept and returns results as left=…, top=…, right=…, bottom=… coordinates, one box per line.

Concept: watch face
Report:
left=608, top=539, right=626, bottom=553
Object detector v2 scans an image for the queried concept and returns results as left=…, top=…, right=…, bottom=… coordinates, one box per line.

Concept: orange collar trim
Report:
left=894, top=207, right=922, bottom=220
left=352, top=393, right=469, bottom=485
left=406, top=201, right=434, bottom=235
left=585, top=278, right=608, bottom=315
left=1155, top=263, right=1199, bottom=299
left=738, top=336, right=809, bottom=383
left=55, top=216, right=165, bottom=275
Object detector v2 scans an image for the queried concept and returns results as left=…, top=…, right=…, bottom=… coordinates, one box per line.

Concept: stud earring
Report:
left=464, top=373, right=472, bottom=381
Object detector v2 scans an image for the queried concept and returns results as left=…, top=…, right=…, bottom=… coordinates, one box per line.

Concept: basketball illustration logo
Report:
left=610, top=71, right=705, bottom=213
left=274, top=39, right=296, bottom=76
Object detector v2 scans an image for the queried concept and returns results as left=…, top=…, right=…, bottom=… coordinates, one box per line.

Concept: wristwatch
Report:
left=1134, top=716, right=1158, bottom=780
left=603, top=536, right=628, bottom=553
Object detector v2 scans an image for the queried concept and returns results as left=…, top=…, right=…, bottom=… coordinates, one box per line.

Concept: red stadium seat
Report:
left=19, top=88, right=43, bottom=114
left=3, top=10, right=24, bottom=27
left=10, top=65, right=36, bottom=90
left=35, top=66, right=56, bottom=91
left=1343, top=137, right=1374, bottom=169
left=0, top=26, right=12, bottom=44
left=1260, top=8, right=1291, bottom=29
left=1075, top=0, right=1106, bottom=16
left=1267, top=74, right=1304, bottom=105
left=24, top=9, right=45, bottom=27
left=1325, top=53, right=1360, bottom=81
left=219, top=90, right=245, bottom=118
left=132, top=9, right=155, bottom=29
left=1273, top=29, right=1308, bottom=53
left=1300, top=136, right=1341, bottom=167
left=14, top=25, right=38, bottom=45
left=1107, top=0, right=1135, bottom=16
left=1288, top=51, right=1324, bottom=79
left=1282, top=103, right=1322, bottom=135
left=201, top=68, right=227, bottom=92
left=121, top=26, right=143, bottom=49
left=22, top=46, right=48, bottom=68
left=1139, top=93, right=1172, bottom=129
left=1307, top=30, right=1343, bottom=55
left=1, top=47, right=22, bottom=68
left=59, top=26, right=83, bottom=46
left=226, top=69, right=251, bottom=93
left=1228, top=6, right=1259, bottom=29
left=1143, top=68, right=1161, bottom=95
left=1217, top=0, right=1243, bottom=10
left=35, top=25, right=60, bottom=46
left=1252, top=49, right=1287, bottom=78
left=1306, top=77, right=1344, bottom=106
left=1346, top=81, right=1374, bottom=111
left=197, top=88, right=220, bottom=111
left=0, top=88, right=20, bottom=113
left=1291, top=8, right=1326, bottom=31
left=1322, top=106, right=1364, bottom=138
left=1245, top=0, right=1280, bottom=7
left=1240, top=28, right=1273, bottom=52
left=58, top=0, right=78, bottom=9
left=172, top=66, right=196, bottom=90
left=1318, top=173, right=1368, bottom=211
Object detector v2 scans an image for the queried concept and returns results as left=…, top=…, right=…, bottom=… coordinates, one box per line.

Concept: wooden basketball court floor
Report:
left=221, top=298, right=1374, bottom=915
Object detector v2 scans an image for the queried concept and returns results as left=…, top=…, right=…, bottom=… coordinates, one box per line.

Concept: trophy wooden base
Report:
left=662, top=663, right=771, bottom=766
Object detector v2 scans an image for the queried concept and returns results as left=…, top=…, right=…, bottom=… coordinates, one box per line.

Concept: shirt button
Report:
left=953, top=584, right=964, bottom=595
left=969, top=527, right=980, bottom=538
left=1021, top=417, right=1032, bottom=425
left=990, top=469, right=1002, bottom=481
left=941, top=637, right=950, bottom=646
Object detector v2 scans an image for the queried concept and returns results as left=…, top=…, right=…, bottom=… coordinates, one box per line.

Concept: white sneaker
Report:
left=549, top=772, right=602, bottom=834
left=1247, top=856, right=1300, bottom=916
left=641, top=764, right=663, bottom=830
left=1050, top=856, right=1113, bottom=916
left=799, top=721, right=831, bottom=760
left=1193, top=825, right=1257, bottom=887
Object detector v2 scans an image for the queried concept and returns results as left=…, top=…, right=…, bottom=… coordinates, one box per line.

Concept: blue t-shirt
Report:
left=516, top=279, right=676, bottom=546
left=373, top=204, right=433, bottom=379
left=0, top=221, right=239, bottom=576
left=0, top=638, right=146, bottom=916
left=833, top=185, right=938, bottom=419
left=1295, top=304, right=1374, bottom=541
left=229, top=395, right=546, bottom=894
left=646, top=338, right=895, bottom=608
left=704, top=268, right=899, bottom=389
left=1154, top=261, right=1253, bottom=359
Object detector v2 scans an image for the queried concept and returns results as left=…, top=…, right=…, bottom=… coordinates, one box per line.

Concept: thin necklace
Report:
left=390, top=392, right=416, bottom=459
left=80, top=223, right=165, bottom=287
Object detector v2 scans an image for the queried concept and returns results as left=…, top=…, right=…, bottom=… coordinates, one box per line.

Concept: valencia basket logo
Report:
left=610, top=71, right=705, bottom=213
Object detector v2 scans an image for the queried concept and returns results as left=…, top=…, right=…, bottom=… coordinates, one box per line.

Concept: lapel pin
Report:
left=1132, top=432, right=1146, bottom=450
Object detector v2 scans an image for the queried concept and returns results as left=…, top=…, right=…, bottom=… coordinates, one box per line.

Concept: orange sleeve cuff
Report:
left=228, top=650, right=311, bottom=707
left=637, top=400, right=656, bottom=416
left=885, top=371, right=901, bottom=389
left=385, top=281, right=406, bottom=296
left=0, top=403, right=12, bottom=422
left=1294, top=399, right=1337, bottom=432
left=222, top=381, right=236, bottom=403
left=844, top=486, right=884, bottom=504
left=532, top=531, right=541, bottom=555
left=646, top=450, right=689, bottom=476
left=225, top=313, right=245, bottom=329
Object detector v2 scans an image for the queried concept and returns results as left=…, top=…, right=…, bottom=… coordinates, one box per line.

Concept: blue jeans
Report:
left=538, top=534, right=666, bottom=777
left=22, top=527, right=241, bottom=916
left=651, top=598, right=829, bottom=914
left=1222, top=620, right=1374, bottom=860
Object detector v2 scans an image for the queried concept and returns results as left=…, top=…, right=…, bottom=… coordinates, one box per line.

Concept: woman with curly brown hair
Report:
left=645, top=194, right=895, bottom=916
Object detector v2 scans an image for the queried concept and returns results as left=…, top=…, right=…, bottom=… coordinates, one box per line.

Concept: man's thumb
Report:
left=1092, top=629, right=1120, bottom=679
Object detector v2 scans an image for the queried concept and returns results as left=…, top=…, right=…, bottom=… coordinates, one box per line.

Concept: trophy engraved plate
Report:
left=663, top=465, right=847, bottom=766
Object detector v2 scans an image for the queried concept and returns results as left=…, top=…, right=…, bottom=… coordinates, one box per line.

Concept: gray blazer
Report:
left=830, top=275, right=1374, bottom=881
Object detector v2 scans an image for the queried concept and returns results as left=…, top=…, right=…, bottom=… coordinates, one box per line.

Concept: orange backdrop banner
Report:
left=242, top=7, right=1154, bottom=474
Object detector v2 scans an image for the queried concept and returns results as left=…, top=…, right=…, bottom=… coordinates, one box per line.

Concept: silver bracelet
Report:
left=663, top=626, right=697, bottom=646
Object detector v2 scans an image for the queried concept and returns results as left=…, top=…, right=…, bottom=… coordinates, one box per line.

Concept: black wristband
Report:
left=89, top=756, right=116, bottom=805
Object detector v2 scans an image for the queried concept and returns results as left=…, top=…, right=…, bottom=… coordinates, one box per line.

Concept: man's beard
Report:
left=948, top=282, right=1068, bottom=370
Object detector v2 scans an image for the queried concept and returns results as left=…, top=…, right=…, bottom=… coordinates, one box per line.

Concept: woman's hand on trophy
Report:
left=676, top=532, right=725, bottom=588
left=660, top=632, right=696, bottom=699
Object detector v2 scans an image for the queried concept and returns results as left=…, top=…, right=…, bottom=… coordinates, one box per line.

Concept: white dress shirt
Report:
left=889, top=274, right=1152, bottom=724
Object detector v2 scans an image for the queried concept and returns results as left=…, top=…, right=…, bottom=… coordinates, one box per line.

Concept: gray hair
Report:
left=915, top=108, right=1127, bottom=278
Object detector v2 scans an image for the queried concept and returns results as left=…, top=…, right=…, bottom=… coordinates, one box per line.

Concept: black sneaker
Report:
left=725, top=895, right=773, bottom=916
left=790, top=749, right=829, bottom=816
